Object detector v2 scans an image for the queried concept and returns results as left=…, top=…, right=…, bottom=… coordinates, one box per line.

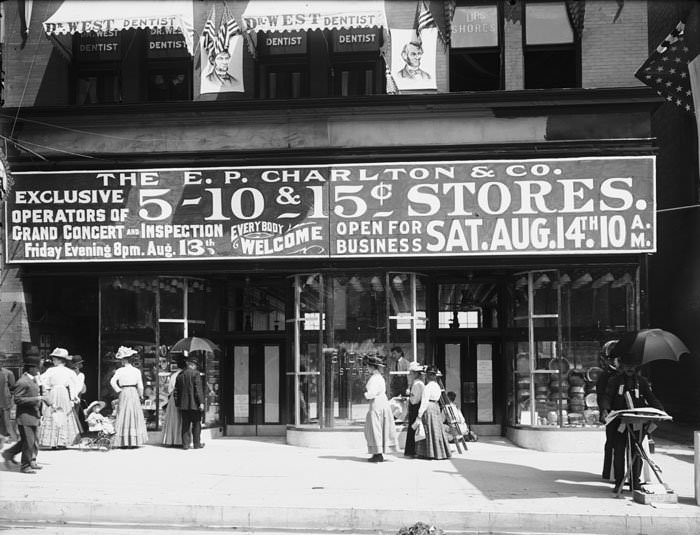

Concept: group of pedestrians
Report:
left=362, top=353, right=454, bottom=462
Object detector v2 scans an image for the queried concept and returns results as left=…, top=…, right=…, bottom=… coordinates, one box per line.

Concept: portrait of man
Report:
left=205, top=50, right=238, bottom=89
left=396, top=40, right=431, bottom=81
left=390, top=28, right=438, bottom=91
left=199, top=34, right=244, bottom=95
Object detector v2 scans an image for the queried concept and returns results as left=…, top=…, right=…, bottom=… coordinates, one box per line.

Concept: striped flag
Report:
left=634, top=22, right=695, bottom=113
left=202, top=12, right=217, bottom=55
left=416, top=0, right=436, bottom=35
left=216, top=17, right=241, bottom=54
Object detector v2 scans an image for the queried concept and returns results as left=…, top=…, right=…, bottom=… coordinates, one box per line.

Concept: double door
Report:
left=226, top=341, right=283, bottom=431
left=436, top=337, right=501, bottom=429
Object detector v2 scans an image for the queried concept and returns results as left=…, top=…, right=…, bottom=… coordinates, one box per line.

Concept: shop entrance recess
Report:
left=226, top=341, right=283, bottom=434
left=436, top=337, right=501, bottom=432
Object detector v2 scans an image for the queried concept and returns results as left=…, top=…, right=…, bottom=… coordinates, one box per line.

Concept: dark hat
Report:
left=362, top=354, right=386, bottom=368
left=425, top=365, right=441, bottom=376
left=71, top=355, right=84, bottom=366
left=25, top=347, right=41, bottom=357
left=24, top=355, right=42, bottom=368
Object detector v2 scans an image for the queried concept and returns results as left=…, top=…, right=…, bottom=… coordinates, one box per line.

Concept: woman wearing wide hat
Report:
left=362, top=353, right=397, bottom=462
left=109, top=346, right=149, bottom=448
left=70, top=354, right=87, bottom=428
left=415, top=366, right=451, bottom=460
left=38, top=348, right=82, bottom=448
left=403, top=361, right=426, bottom=457
left=161, top=358, right=185, bottom=447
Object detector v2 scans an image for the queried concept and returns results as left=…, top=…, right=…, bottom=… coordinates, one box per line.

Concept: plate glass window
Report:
left=450, top=3, right=502, bottom=91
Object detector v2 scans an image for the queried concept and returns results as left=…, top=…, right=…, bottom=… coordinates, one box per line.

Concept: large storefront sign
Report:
left=5, top=157, right=655, bottom=263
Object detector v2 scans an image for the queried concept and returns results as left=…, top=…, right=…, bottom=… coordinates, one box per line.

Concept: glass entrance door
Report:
left=437, top=338, right=500, bottom=429
left=229, top=342, right=282, bottom=431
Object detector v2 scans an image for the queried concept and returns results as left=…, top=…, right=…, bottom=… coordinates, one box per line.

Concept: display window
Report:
left=507, top=267, right=639, bottom=428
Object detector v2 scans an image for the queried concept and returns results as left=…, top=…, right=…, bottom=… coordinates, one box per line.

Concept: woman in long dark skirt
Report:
left=403, top=361, right=425, bottom=457
left=415, top=366, right=451, bottom=460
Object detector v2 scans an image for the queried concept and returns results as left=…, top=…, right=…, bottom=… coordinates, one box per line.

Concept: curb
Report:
left=2, top=499, right=700, bottom=535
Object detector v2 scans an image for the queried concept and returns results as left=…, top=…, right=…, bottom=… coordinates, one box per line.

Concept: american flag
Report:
left=216, top=17, right=241, bottom=54
left=416, top=0, right=436, bottom=35
left=202, top=14, right=217, bottom=55
left=635, top=22, right=695, bottom=114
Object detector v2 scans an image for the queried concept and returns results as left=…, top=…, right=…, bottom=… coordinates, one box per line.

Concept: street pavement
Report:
left=0, top=433, right=699, bottom=535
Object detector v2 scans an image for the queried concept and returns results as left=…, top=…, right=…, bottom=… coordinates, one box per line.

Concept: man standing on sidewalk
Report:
left=2, top=355, right=43, bottom=473
left=0, top=359, right=17, bottom=447
left=174, top=357, right=205, bottom=450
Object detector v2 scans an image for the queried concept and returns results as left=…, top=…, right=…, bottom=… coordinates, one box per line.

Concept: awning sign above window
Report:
left=241, top=1, right=387, bottom=33
left=43, top=0, right=194, bottom=59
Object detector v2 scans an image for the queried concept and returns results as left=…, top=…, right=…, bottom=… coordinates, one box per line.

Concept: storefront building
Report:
left=0, top=1, right=661, bottom=450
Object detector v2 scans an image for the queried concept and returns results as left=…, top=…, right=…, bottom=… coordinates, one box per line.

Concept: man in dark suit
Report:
left=596, top=340, right=619, bottom=480
left=599, top=357, right=663, bottom=492
left=2, top=356, right=43, bottom=473
left=174, top=357, right=205, bottom=450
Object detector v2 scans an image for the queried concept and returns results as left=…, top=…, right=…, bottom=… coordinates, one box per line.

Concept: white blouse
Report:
left=364, top=372, right=387, bottom=401
left=110, top=364, right=144, bottom=396
left=167, top=370, right=181, bottom=394
left=417, top=381, right=442, bottom=418
left=41, top=365, right=79, bottom=399
left=74, top=371, right=85, bottom=396
left=409, top=379, right=425, bottom=405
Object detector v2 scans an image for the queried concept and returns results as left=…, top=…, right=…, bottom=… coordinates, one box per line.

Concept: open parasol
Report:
left=169, top=336, right=220, bottom=354
left=610, top=329, right=690, bottom=365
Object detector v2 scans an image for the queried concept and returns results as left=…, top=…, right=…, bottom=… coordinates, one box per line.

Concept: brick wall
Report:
left=582, top=0, right=648, bottom=88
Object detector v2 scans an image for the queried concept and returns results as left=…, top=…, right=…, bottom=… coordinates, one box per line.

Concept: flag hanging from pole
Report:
left=417, top=0, right=437, bottom=35
left=202, top=9, right=217, bottom=56
left=216, top=17, right=241, bottom=54
left=634, top=22, right=695, bottom=113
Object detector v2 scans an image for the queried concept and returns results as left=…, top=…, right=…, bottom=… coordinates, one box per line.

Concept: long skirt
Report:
left=404, top=402, right=420, bottom=456
left=38, top=386, right=82, bottom=447
left=416, top=401, right=452, bottom=460
left=161, top=394, right=182, bottom=446
left=111, top=387, right=149, bottom=447
left=364, top=395, right=397, bottom=454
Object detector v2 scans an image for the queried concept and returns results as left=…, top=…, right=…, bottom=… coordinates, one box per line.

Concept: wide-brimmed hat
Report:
left=71, top=355, right=84, bottom=366
left=115, top=346, right=138, bottom=360
left=50, top=347, right=71, bottom=360
left=84, top=400, right=106, bottom=416
left=408, top=361, right=426, bottom=373
left=362, top=354, right=386, bottom=368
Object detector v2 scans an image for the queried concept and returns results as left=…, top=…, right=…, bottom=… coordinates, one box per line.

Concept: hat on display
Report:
left=362, top=354, right=386, bottom=368
left=50, top=347, right=71, bottom=360
left=408, top=361, right=426, bottom=373
left=115, top=346, right=138, bottom=360
left=84, top=400, right=106, bottom=416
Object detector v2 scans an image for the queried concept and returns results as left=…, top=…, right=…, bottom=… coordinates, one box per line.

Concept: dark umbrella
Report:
left=169, top=336, right=220, bottom=354
left=611, top=329, right=690, bottom=365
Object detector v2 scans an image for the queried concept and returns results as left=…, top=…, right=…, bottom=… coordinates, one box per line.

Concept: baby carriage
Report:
left=78, top=400, right=115, bottom=452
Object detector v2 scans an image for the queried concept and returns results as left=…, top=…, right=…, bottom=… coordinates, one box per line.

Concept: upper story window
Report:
left=329, top=28, right=384, bottom=97
left=256, top=31, right=309, bottom=99
left=450, top=2, right=502, bottom=91
left=71, top=29, right=192, bottom=105
left=524, top=1, right=579, bottom=88
left=73, top=31, right=122, bottom=104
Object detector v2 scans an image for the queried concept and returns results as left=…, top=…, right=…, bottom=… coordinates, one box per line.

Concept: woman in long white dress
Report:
left=38, top=348, right=82, bottom=448
left=161, top=360, right=184, bottom=446
left=362, top=353, right=397, bottom=462
left=110, top=346, right=149, bottom=448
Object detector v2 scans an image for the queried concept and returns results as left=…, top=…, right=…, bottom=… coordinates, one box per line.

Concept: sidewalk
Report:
left=1, top=434, right=699, bottom=535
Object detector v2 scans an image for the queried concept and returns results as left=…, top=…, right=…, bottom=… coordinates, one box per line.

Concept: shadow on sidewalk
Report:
left=439, top=457, right=611, bottom=500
